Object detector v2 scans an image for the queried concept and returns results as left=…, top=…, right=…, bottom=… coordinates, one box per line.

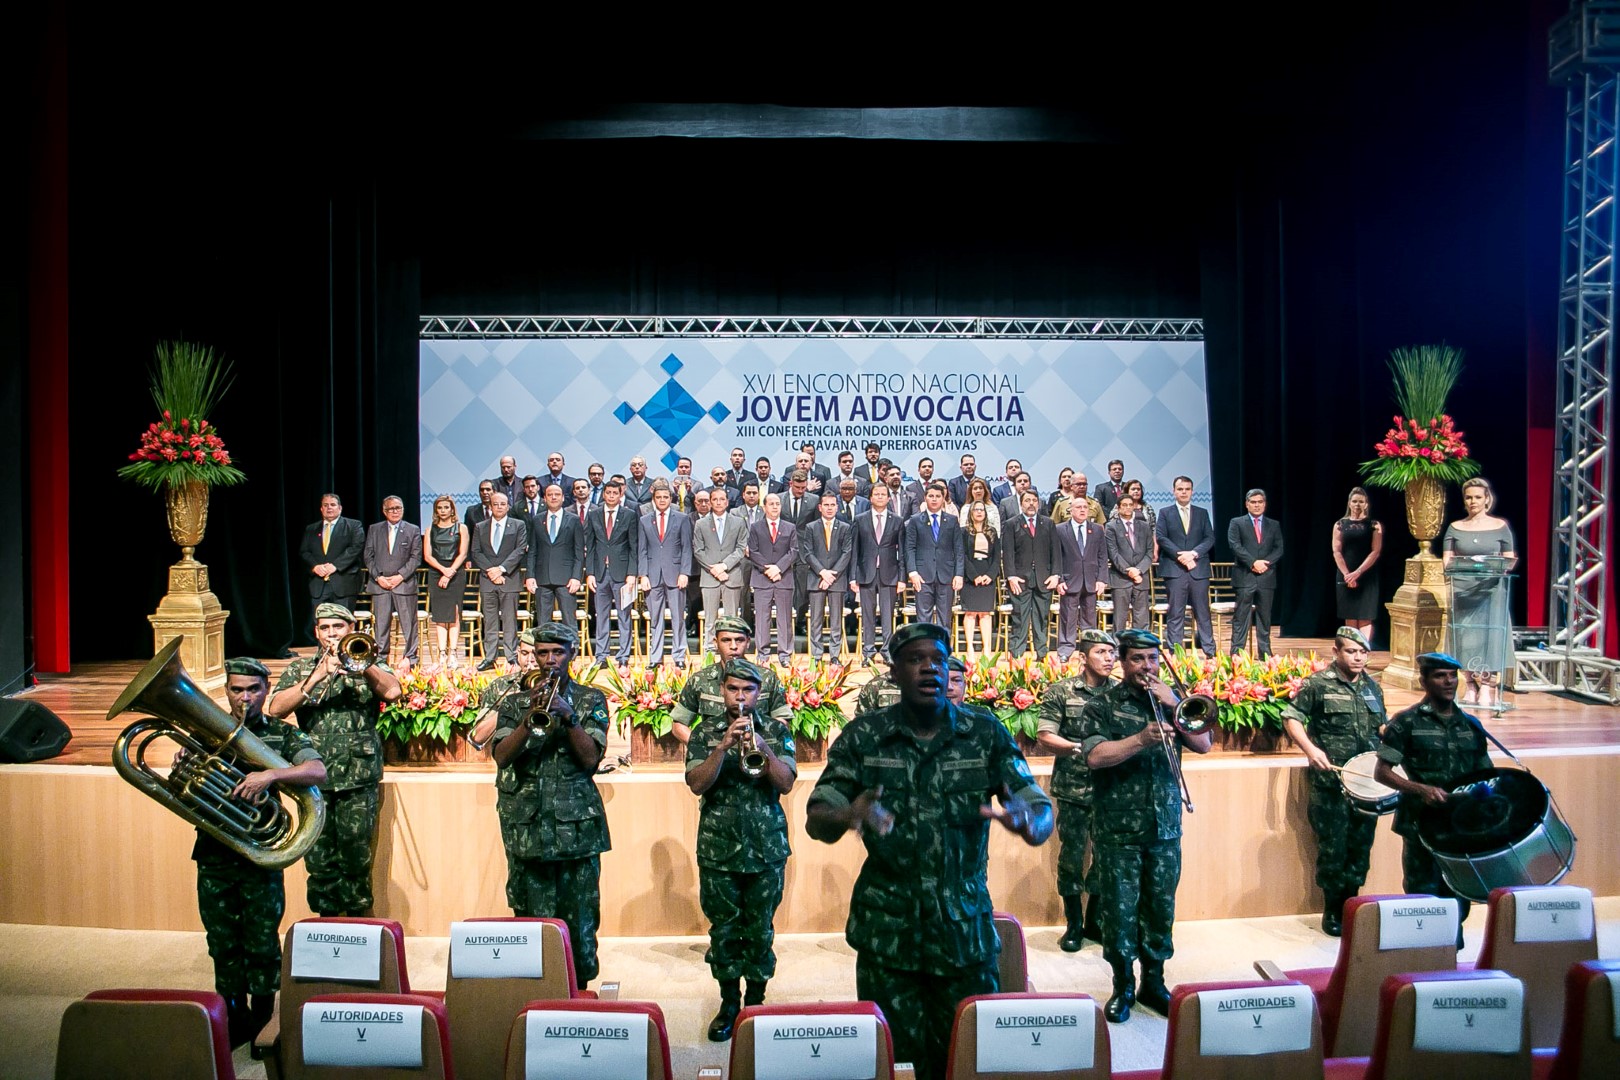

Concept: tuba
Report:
left=107, top=638, right=326, bottom=870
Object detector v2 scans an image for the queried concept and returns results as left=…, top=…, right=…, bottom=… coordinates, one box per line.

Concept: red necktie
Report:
left=1027, top=518, right=1035, bottom=537
left=770, top=522, right=779, bottom=544
left=658, top=513, right=667, bottom=542
left=606, top=511, right=614, bottom=537
left=1253, top=517, right=1263, bottom=541
left=578, top=506, right=586, bottom=524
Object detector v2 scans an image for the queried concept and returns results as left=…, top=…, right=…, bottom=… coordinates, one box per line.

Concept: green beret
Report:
left=313, top=603, right=355, bottom=624
left=714, top=616, right=754, bottom=639
left=889, top=621, right=950, bottom=659
left=535, top=622, right=579, bottom=649
left=1116, top=628, right=1163, bottom=652
left=1079, top=629, right=1117, bottom=649
left=1418, top=651, right=1462, bottom=673
left=1335, top=626, right=1369, bottom=649
left=518, top=628, right=540, bottom=647
left=946, top=656, right=968, bottom=673
left=720, top=658, right=765, bottom=686
left=223, top=657, right=271, bottom=680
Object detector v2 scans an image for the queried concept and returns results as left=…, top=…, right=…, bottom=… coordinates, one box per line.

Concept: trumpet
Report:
left=521, top=670, right=565, bottom=736
left=336, top=631, right=378, bottom=674
left=738, top=713, right=767, bottom=778
left=1142, top=667, right=1216, bottom=813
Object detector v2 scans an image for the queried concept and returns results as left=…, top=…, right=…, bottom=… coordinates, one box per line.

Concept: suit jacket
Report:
left=902, top=479, right=929, bottom=508
left=585, top=504, right=637, bottom=583
left=1105, top=515, right=1154, bottom=588
left=732, top=503, right=766, bottom=532
left=801, top=516, right=854, bottom=592
left=997, top=494, right=1027, bottom=522
left=1001, top=511, right=1058, bottom=585
left=947, top=475, right=975, bottom=508
left=833, top=472, right=871, bottom=498
left=491, top=475, right=523, bottom=509
left=1097, top=480, right=1126, bottom=513
left=1053, top=518, right=1107, bottom=592
left=537, top=472, right=575, bottom=498
left=859, top=461, right=885, bottom=489
left=747, top=517, right=798, bottom=588
left=1156, top=502, right=1215, bottom=581
left=527, top=509, right=587, bottom=586
left=363, top=521, right=423, bottom=595
left=853, top=508, right=904, bottom=587
left=514, top=495, right=546, bottom=520
left=470, top=515, right=528, bottom=593
left=1228, top=514, right=1285, bottom=591
left=693, top=511, right=748, bottom=585
left=725, top=468, right=761, bottom=492
left=834, top=495, right=870, bottom=524
left=778, top=492, right=819, bottom=528
left=622, top=477, right=654, bottom=513
left=463, top=502, right=494, bottom=530
left=300, top=516, right=366, bottom=598
left=904, top=510, right=965, bottom=583
left=638, top=507, right=692, bottom=587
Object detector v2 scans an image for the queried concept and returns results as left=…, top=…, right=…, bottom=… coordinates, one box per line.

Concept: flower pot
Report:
left=794, top=734, right=828, bottom=764
left=630, top=725, right=687, bottom=765
left=383, top=730, right=484, bottom=765
left=1016, top=733, right=1052, bottom=758
left=165, top=479, right=210, bottom=560
left=1403, top=475, right=1446, bottom=557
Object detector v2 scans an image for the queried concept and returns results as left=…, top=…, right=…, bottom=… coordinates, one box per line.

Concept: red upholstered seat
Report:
left=945, top=992, right=1109, bottom=1079
left=58, top=989, right=235, bottom=1080
left=294, top=992, right=453, bottom=1079
left=1475, top=887, right=1598, bottom=1048
left=1546, top=958, right=1620, bottom=1080
left=992, top=911, right=1032, bottom=992
left=502, top=999, right=672, bottom=1079
left=1361, top=969, right=1531, bottom=1080
left=728, top=1001, right=895, bottom=1080
left=1156, top=980, right=1323, bottom=1080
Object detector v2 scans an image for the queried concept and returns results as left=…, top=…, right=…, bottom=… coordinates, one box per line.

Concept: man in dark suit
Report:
left=516, top=475, right=544, bottom=520
left=569, top=479, right=595, bottom=526
left=706, top=466, right=740, bottom=505
left=1097, top=459, right=1127, bottom=514
left=795, top=443, right=833, bottom=493
left=585, top=480, right=637, bottom=666
left=638, top=481, right=692, bottom=666
left=880, top=463, right=916, bottom=521
left=833, top=450, right=871, bottom=497
left=902, top=457, right=935, bottom=508
left=833, top=477, right=869, bottom=524
left=1001, top=490, right=1059, bottom=658
left=754, top=456, right=784, bottom=495
left=669, top=457, right=699, bottom=515
left=904, top=483, right=964, bottom=626
left=860, top=442, right=885, bottom=490
left=748, top=494, right=798, bottom=664
left=997, top=470, right=1037, bottom=522
left=724, top=447, right=754, bottom=493
left=539, top=452, right=574, bottom=501
left=363, top=496, right=423, bottom=667
left=1105, top=493, right=1154, bottom=631
left=585, top=463, right=607, bottom=506
left=947, top=453, right=979, bottom=508
left=694, top=486, right=748, bottom=654
left=525, top=482, right=587, bottom=632
left=464, top=480, right=495, bottom=529
left=470, top=493, right=528, bottom=668
left=1053, top=496, right=1107, bottom=658
left=990, top=457, right=1024, bottom=504
left=1228, top=488, right=1285, bottom=657
left=491, top=455, right=522, bottom=509
left=851, top=484, right=904, bottom=664
left=300, top=493, right=366, bottom=631
left=1156, top=476, right=1217, bottom=657
left=802, top=494, right=853, bottom=659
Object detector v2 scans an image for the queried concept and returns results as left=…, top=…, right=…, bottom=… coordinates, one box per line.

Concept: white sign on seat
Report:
left=1411, top=976, right=1524, bottom=1054
left=1512, top=886, right=1594, bottom=943
left=451, top=921, right=544, bottom=978
left=753, top=1013, right=878, bottom=1080
left=290, top=921, right=383, bottom=981
left=1377, top=897, right=1459, bottom=950
left=301, top=1002, right=423, bottom=1067
left=1197, top=984, right=1313, bottom=1057
left=524, top=1009, right=648, bottom=1079
left=974, top=997, right=1095, bottom=1072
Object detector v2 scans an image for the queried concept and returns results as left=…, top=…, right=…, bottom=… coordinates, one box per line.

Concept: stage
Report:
left=3, top=639, right=1617, bottom=938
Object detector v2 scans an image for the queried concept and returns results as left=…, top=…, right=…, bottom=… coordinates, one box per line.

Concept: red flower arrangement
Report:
left=117, top=341, right=247, bottom=491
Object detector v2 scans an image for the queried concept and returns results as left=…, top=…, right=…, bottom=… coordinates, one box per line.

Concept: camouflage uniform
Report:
left=276, top=658, right=390, bottom=916
left=1280, top=665, right=1386, bottom=905
left=1079, top=683, right=1184, bottom=969
left=193, top=716, right=320, bottom=997
left=493, top=678, right=613, bottom=984
left=686, top=712, right=797, bottom=981
left=1038, top=674, right=1115, bottom=897
left=479, top=673, right=525, bottom=910
left=853, top=673, right=901, bottom=716
left=809, top=701, right=1050, bottom=1080
left=671, top=660, right=794, bottom=731
left=1378, top=700, right=1490, bottom=923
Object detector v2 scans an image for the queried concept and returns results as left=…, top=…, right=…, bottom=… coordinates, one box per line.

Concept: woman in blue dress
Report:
left=1442, top=477, right=1517, bottom=710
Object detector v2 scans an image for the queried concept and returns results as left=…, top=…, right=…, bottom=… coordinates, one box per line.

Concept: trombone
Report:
left=1143, top=663, right=1217, bottom=813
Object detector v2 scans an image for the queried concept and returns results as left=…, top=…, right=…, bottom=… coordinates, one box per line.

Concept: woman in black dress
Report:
left=960, top=501, right=1001, bottom=661
left=1332, top=486, right=1383, bottom=647
left=422, top=494, right=470, bottom=665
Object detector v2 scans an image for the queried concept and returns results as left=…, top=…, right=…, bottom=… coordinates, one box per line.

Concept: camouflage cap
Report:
left=1079, top=629, right=1117, bottom=649
left=313, top=603, right=355, bottom=623
left=1417, top=651, right=1462, bottom=673
left=223, top=657, right=271, bottom=680
left=518, top=628, right=540, bottom=647
left=720, top=658, right=765, bottom=686
left=1335, top=626, right=1370, bottom=649
left=888, top=621, right=950, bottom=659
left=945, top=655, right=968, bottom=674
left=1116, top=628, right=1163, bottom=652
left=535, top=622, right=579, bottom=648
left=714, top=616, right=754, bottom=639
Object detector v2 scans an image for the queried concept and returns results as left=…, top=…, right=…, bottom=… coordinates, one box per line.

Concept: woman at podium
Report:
left=1442, top=477, right=1517, bottom=710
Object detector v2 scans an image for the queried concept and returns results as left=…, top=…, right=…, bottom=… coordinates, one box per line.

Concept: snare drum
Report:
left=1338, top=750, right=1401, bottom=816
left=1417, top=767, right=1577, bottom=903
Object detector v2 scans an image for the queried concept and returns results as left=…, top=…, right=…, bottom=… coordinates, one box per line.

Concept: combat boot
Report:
left=707, top=979, right=741, bottom=1042
left=744, top=978, right=768, bottom=1006
left=1137, top=961, right=1172, bottom=1016
left=1082, top=895, right=1103, bottom=944
left=224, top=994, right=251, bottom=1048
left=1059, top=895, right=1085, bottom=952
left=1321, top=892, right=1343, bottom=937
left=1104, top=961, right=1135, bottom=1023
left=246, top=994, right=275, bottom=1053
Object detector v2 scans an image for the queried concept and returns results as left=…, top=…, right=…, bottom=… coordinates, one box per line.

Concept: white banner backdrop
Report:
left=419, top=336, right=1210, bottom=519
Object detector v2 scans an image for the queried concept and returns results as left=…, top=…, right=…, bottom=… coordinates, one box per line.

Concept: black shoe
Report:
left=1136, top=976, right=1172, bottom=1016
left=744, top=978, right=767, bottom=1007
left=1059, top=895, right=1085, bottom=953
left=245, top=994, right=275, bottom=1053
left=708, top=980, right=741, bottom=1042
left=476, top=657, right=496, bottom=671
left=1104, top=984, right=1134, bottom=1023
left=1082, top=896, right=1103, bottom=944
left=1321, top=903, right=1342, bottom=937
left=224, top=994, right=251, bottom=1048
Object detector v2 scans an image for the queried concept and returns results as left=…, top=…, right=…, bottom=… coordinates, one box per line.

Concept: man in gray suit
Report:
left=881, top=463, right=916, bottom=520
left=585, top=480, right=637, bottom=666
left=623, top=456, right=654, bottom=514
left=470, top=494, right=528, bottom=669
left=1156, top=476, right=1217, bottom=656
left=802, top=494, right=853, bottom=659
left=903, top=482, right=964, bottom=627
left=748, top=494, right=798, bottom=664
left=638, top=481, right=692, bottom=666
left=364, top=496, right=423, bottom=667
left=525, top=482, right=586, bottom=632
left=1227, top=488, right=1285, bottom=657
left=694, top=486, right=748, bottom=654
left=1105, top=494, right=1154, bottom=631
left=851, top=484, right=904, bottom=664
left=1053, top=497, right=1108, bottom=658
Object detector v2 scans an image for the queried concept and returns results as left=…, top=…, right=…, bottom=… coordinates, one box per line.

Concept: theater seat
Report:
left=1545, top=959, right=1620, bottom=1080
left=290, top=992, right=452, bottom=1079
left=1473, top=887, right=1598, bottom=1048
left=728, top=1001, right=896, bottom=1080
left=1112, top=980, right=1325, bottom=1080
left=1359, top=970, right=1530, bottom=1080
left=502, top=999, right=672, bottom=1079
left=993, top=912, right=1033, bottom=993
left=945, top=993, right=1109, bottom=1079
left=56, top=989, right=234, bottom=1080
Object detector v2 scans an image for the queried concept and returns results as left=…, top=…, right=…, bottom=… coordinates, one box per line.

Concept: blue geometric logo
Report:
left=616, top=353, right=730, bottom=470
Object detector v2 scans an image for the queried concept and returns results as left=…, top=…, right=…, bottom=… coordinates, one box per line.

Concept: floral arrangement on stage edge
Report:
left=1161, top=646, right=1329, bottom=733
left=966, top=652, right=1080, bottom=740
left=591, top=663, right=688, bottom=737
left=117, top=340, right=247, bottom=490
left=376, top=664, right=495, bottom=744
left=1358, top=344, right=1479, bottom=488
left=778, top=658, right=853, bottom=742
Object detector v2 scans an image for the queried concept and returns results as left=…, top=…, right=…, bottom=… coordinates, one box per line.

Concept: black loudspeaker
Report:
left=0, top=698, right=72, bottom=762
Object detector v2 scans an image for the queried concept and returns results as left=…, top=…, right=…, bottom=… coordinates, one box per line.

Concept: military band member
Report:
left=469, top=629, right=539, bottom=749
left=491, top=622, right=612, bottom=986
left=267, top=603, right=402, bottom=917
left=1374, top=651, right=1491, bottom=948
left=1280, top=627, right=1386, bottom=936
left=195, top=658, right=327, bottom=1047
left=686, top=659, right=798, bottom=1041
left=1080, top=628, right=1212, bottom=1023
left=1037, top=629, right=1117, bottom=952
left=807, top=622, right=1053, bottom=1080
left=852, top=670, right=901, bottom=715
left=669, top=616, right=793, bottom=745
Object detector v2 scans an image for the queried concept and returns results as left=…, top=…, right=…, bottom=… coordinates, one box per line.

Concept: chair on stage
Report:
left=460, top=565, right=485, bottom=661
left=727, top=1002, right=898, bottom=1079
left=255, top=917, right=410, bottom=1076
left=1254, top=894, right=1459, bottom=1058
left=287, top=992, right=453, bottom=1080
left=1355, top=970, right=1531, bottom=1080
left=945, top=993, right=1109, bottom=1080
left=993, top=912, right=1033, bottom=993
left=994, top=580, right=1014, bottom=654
left=501, top=1000, right=671, bottom=1080
left=1544, top=959, right=1620, bottom=1079
left=1111, top=980, right=1329, bottom=1080
left=1471, top=886, right=1597, bottom=1048
left=1209, top=562, right=1236, bottom=654
left=56, top=989, right=235, bottom=1080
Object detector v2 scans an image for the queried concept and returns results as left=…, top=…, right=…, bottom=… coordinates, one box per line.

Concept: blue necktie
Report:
left=548, top=514, right=558, bottom=543
left=931, top=514, right=940, bottom=541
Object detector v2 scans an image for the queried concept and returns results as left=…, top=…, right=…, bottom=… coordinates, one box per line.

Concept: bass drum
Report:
left=1339, top=751, right=1401, bottom=816
left=1417, top=767, right=1576, bottom=903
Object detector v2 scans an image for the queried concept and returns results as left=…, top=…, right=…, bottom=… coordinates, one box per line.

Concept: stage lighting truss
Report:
left=418, top=315, right=1204, bottom=341
left=1544, top=1, right=1620, bottom=701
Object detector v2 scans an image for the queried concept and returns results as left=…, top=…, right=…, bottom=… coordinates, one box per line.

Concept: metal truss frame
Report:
left=419, top=315, right=1204, bottom=340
